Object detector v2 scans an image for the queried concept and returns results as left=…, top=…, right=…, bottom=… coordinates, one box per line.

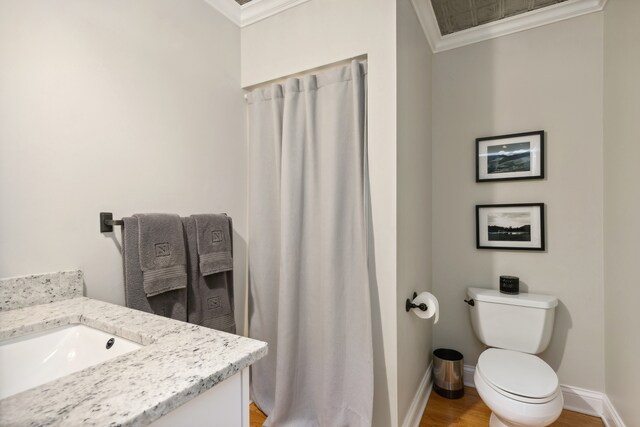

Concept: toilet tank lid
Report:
left=468, top=288, right=558, bottom=309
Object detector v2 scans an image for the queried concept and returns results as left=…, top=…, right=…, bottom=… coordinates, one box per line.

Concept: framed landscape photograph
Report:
left=476, top=203, right=545, bottom=251
left=476, top=130, right=544, bottom=182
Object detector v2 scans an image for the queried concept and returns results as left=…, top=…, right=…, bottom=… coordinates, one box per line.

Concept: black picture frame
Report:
left=476, top=130, right=545, bottom=182
left=476, top=203, right=545, bottom=251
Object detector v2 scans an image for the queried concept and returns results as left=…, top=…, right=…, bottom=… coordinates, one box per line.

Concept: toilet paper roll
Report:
left=411, top=292, right=439, bottom=324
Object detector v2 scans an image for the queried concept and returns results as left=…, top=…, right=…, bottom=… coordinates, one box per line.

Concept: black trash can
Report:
left=433, top=348, right=464, bottom=399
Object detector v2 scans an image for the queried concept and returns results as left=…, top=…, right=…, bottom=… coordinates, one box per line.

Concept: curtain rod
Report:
left=242, top=55, right=367, bottom=94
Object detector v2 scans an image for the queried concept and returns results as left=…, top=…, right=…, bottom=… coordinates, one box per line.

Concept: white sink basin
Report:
left=0, top=324, right=142, bottom=399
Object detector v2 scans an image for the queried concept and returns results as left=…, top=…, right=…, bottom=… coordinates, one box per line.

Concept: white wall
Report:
left=431, top=13, right=605, bottom=391
left=0, top=0, right=247, bottom=333
left=242, top=1, right=398, bottom=425
left=603, top=0, right=640, bottom=424
left=396, top=0, right=433, bottom=424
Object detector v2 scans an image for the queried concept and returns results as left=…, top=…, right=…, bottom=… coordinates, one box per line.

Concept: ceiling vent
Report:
left=431, top=0, right=568, bottom=36
left=411, top=0, right=608, bottom=52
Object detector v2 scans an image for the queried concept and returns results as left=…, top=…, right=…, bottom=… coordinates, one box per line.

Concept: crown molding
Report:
left=241, top=0, right=312, bottom=26
left=410, top=0, right=439, bottom=52
left=204, top=0, right=312, bottom=28
left=412, top=0, right=608, bottom=53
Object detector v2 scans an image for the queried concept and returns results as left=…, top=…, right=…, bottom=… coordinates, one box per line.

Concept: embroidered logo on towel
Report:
left=211, top=230, right=224, bottom=243
left=154, top=242, right=171, bottom=257
left=207, top=296, right=221, bottom=310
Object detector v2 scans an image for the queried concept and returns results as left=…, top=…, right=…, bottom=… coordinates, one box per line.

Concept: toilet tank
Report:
left=467, top=288, right=558, bottom=354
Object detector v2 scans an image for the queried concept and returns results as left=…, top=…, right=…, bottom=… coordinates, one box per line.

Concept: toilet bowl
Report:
left=465, top=288, right=562, bottom=427
left=474, top=349, right=563, bottom=427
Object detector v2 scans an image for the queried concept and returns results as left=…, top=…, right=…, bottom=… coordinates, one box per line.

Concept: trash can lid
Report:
left=434, top=348, right=463, bottom=361
left=477, top=348, right=558, bottom=399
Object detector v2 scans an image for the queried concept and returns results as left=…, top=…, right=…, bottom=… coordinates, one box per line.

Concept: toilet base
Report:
left=490, top=412, right=515, bottom=427
left=474, top=365, right=563, bottom=427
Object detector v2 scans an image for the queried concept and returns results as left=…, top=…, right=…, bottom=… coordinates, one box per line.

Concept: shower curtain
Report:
left=248, top=60, right=372, bottom=426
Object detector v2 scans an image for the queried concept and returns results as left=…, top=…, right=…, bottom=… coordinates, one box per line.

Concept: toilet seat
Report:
left=474, top=350, right=564, bottom=427
left=477, top=348, right=559, bottom=404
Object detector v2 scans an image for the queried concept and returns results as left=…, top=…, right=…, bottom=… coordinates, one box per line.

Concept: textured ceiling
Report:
left=431, top=0, right=568, bottom=35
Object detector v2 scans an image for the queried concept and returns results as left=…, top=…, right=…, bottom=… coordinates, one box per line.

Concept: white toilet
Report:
left=466, top=287, right=563, bottom=427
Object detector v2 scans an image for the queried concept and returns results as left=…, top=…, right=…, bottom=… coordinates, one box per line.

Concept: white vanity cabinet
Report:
left=151, top=368, right=250, bottom=427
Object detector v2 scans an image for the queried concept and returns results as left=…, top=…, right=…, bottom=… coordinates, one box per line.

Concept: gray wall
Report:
left=0, top=0, right=247, bottom=333
left=431, top=13, right=606, bottom=391
left=396, top=0, right=433, bottom=424
left=396, top=0, right=433, bottom=425
left=604, top=0, right=640, bottom=424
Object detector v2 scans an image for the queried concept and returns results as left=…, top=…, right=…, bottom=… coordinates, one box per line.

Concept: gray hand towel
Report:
left=133, top=213, right=187, bottom=297
left=192, top=214, right=233, bottom=276
left=183, top=215, right=236, bottom=334
left=122, top=216, right=187, bottom=321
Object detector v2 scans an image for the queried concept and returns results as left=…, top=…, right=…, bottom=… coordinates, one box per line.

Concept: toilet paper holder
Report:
left=405, top=292, right=428, bottom=312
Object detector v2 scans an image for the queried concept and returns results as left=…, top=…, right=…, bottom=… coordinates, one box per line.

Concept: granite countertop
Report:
left=0, top=297, right=267, bottom=426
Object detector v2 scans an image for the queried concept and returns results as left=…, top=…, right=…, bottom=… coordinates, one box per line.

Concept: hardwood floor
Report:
left=249, top=387, right=605, bottom=426
left=419, top=387, right=604, bottom=427
left=250, top=402, right=267, bottom=427
left=419, top=387, right=491, bottom=427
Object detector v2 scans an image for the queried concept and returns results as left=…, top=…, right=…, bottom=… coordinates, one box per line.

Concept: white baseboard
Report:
left=401, top=361, right=433, bottom=427
left=561, top=384, right=603, bottom=417
left=463, top=364, right=475, bottom=387
left=462, top=364, right=626, bottom=425
left=602, top=394, right=627, bottom=427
